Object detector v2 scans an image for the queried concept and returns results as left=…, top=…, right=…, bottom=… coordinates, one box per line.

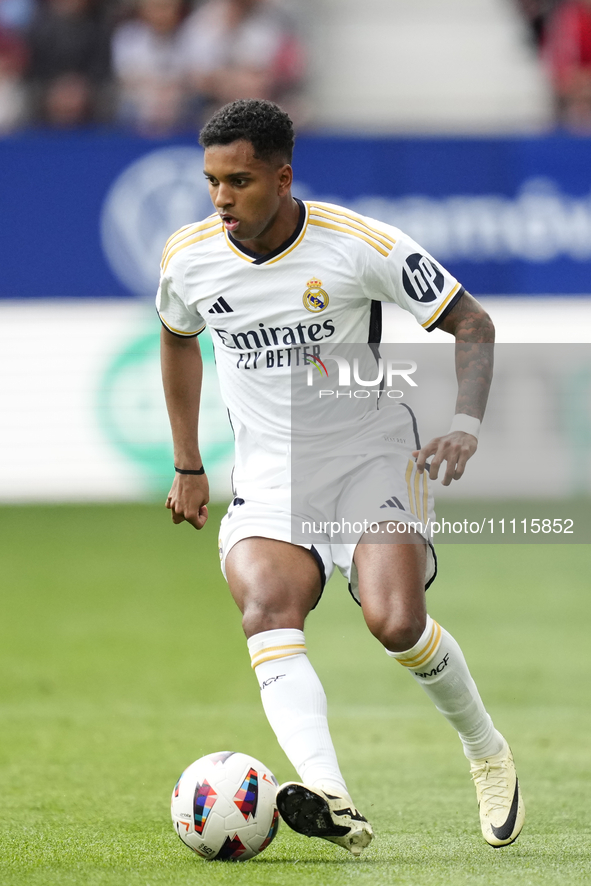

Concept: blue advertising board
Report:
left=1, top=132, right=591, bottom=298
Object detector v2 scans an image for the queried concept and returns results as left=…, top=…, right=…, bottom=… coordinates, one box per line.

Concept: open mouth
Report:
left=220, top=214, right=240, bottom=232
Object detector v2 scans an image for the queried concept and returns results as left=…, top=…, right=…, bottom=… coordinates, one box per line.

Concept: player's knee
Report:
left=242, top=580, right=307, bottom=637
left=241, top=606, right=303, bottom=637
left=230, top=547, right=319, bottom=637
left=365, top=611, right=425, bottom=653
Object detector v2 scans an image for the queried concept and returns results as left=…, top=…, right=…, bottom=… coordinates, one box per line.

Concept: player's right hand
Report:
left=166, top=473, right=210, bottom=530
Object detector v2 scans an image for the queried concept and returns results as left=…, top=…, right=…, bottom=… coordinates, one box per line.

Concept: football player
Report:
left=158, top=99, right=524, bottom=855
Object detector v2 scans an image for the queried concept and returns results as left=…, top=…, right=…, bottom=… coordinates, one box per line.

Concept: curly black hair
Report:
left=199, top=99, right=295, bottom=164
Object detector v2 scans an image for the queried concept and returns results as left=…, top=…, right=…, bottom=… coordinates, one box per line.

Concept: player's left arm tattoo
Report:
left=437, top=291, right=495, bottom=421
left=415, top=291, right=493, bottom=485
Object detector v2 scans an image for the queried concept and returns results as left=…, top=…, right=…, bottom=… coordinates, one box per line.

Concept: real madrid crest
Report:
left=303, top=277, right=329, bottom=313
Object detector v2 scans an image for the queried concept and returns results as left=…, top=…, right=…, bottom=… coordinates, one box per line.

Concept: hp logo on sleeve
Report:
left=402, top=253, right=445, bottom=302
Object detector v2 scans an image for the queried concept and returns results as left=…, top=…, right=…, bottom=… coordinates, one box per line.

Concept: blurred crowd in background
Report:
left=0, top=0, right=305, bottom=133
left=518, top=0, right=591, bottom=129
left=1, top=0, right=591, bottom=135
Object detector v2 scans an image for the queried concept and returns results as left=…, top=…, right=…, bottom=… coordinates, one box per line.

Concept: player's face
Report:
left=203, top=140, right=292, bottom=242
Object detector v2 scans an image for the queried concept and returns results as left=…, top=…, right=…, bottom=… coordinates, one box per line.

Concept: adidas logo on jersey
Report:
left=208, top=297, right=234, bottom=314
left=380, top=496, right=405, bottom=510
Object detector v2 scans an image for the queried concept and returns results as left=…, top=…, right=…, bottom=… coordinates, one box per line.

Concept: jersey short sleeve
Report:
left=364, top=227, right=464, bottom=332
left=156, top=258, right=206, bottom=338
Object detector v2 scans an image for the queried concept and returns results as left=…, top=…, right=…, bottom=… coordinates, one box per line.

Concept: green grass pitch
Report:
left=1, top=503, right=589, bottom=886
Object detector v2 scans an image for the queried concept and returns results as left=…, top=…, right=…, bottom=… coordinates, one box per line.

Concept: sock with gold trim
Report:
left=248, top=628, right=347, bottom=794
left=386, top=615, right=504, bottom=760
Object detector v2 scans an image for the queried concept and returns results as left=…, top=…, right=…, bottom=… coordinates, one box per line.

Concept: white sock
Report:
left=386, top=615, right=504, bottom=760
left=248, top=628, right=348, bottom=795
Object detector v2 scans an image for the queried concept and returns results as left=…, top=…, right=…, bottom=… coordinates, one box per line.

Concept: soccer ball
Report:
left=171, top=751, right=280, bottom=861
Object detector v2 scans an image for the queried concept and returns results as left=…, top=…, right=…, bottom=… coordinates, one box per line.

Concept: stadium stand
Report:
left=542, top=0, right=591, bottom=130
left=111, top=0, right=192, bottom=134
left=0, top=0, right=575, bottom=133
left=26, top=0, right=111, bottom=127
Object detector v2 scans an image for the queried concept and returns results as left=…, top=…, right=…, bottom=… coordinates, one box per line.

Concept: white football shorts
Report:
left=218, top=446, right=437, bottom=605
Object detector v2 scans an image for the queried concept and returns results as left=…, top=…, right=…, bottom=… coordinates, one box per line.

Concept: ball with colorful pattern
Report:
left=171, top=752, right=280, bottom=861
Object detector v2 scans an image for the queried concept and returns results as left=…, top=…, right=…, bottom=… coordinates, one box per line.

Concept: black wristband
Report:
left=174, top=465, right=205, bottom=475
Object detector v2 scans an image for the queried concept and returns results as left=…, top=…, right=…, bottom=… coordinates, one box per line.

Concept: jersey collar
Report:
left=225, top=198, right=308, bottom=265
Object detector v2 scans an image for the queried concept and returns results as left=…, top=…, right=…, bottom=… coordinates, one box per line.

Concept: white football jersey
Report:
left=156, top=200, right=463, bottom=494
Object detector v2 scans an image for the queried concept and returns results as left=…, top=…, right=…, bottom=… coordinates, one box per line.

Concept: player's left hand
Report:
left=413, top=431, right=478, bottom=486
